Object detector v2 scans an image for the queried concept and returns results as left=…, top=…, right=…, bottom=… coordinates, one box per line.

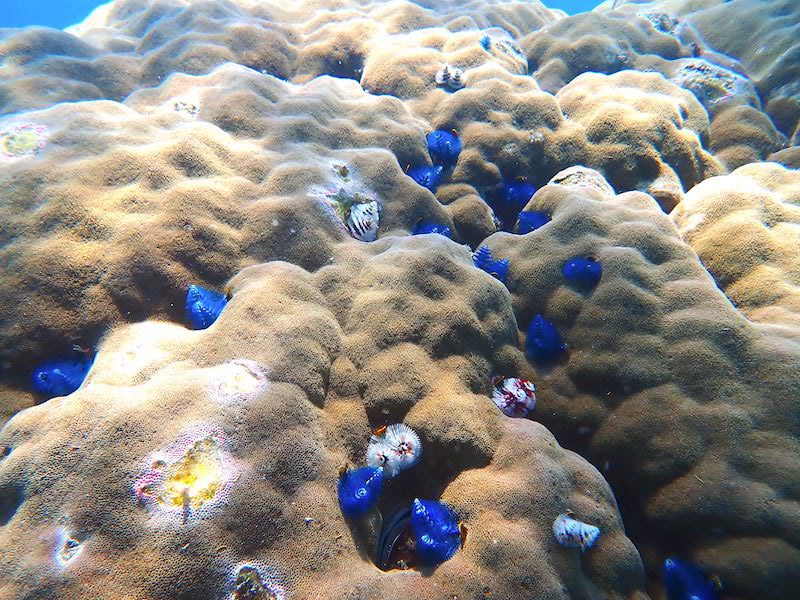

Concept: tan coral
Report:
left=1, top=0, right=799, bottom=598
left=484, top=178, right=800, bottom=600
left=0, top=65, right=461, bottom=420
left=0, top=238, right=647, bottom=599
left=672, top=162, right=800, bottom=335
left=521, top=11, right=690, bottom=94
left=521, top=7, right=789, bottom=174
left=556, top=70, right=722, bottom=210
left=602, top=0, right=800, bottom=141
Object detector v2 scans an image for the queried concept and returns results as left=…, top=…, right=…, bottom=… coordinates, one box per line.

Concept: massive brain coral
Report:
left=0, top=63, right=445, bottom=401
left=0, top=240, right=648, bottom=599
left=1, top=0, right=799, bottom=598
left=484, top=179, right=800, bottom=599
left=672, top=161, right=800, bottom=335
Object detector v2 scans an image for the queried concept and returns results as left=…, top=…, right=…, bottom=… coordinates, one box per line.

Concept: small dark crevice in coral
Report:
left=326, top=52, right=365, bottom=81
left=0, top=482, right=25, bottom=526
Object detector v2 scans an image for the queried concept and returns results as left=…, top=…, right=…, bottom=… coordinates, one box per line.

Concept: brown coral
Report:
left=0, top=238, right=648, bottom=599
left=1, top=0, right=799, bottom=598
left=672, top=162, right=800, bottom=334
left=485, top=179, right=800, bottom=599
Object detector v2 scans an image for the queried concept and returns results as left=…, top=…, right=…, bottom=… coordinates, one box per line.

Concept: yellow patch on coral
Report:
left=160, top=436, right=224, bottom=510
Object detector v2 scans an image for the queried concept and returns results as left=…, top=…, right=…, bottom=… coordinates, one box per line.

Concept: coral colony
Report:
left=3, top=0, right=798, bottom=597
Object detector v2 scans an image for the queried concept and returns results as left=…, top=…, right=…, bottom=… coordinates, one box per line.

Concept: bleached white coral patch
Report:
left=54, top=528, right=84, bottom=568
left=228, top=562, right=287, bottom=600
left=133, top=425, right=239, bottom=525
left=110, top=339, right=169, bottom=380
left=548, top=166, right=615, bottom=197
left=212, top=359, right=268, bottom=401
left=481, top=28, right=528, bottom=74
left=0, top=122, right=49, bottom=161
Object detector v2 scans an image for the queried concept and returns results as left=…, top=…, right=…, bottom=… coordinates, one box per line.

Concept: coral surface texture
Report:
left=0, top=0, right=798, bottom=599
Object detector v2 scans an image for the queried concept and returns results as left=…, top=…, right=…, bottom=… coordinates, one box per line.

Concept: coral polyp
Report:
left=0, top=123, right=49, bottom=160
left=366, top=423, right=421, bottom=478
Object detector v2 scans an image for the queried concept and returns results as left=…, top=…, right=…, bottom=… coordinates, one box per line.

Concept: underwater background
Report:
left=1, top=0, right=798, bottom=599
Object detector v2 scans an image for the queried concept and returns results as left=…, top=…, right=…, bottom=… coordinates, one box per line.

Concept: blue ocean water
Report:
left=2, top=0, right=601, bottom=28
left=2, top=0, right=102, bottom=28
